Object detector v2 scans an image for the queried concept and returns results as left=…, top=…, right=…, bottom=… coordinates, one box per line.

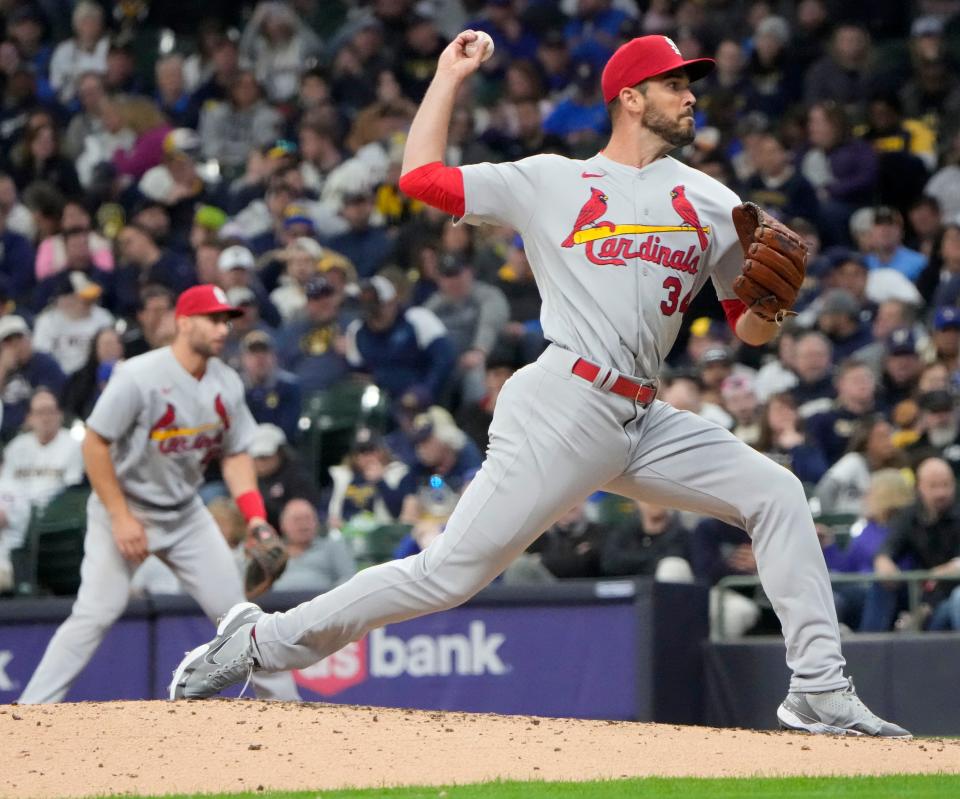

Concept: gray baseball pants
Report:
left=254, top=344, right=846, bottom=694
left=19, top=495, right=298, bottom=703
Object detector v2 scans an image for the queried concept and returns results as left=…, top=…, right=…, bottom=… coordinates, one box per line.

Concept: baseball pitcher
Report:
left=170, top=35, right=908, bottom=738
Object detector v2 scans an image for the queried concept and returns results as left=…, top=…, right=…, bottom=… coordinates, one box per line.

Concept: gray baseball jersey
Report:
left=20, top=344, right=299, bottom=703
left=86, top=346, right=257, bottom=509
left=252, top=150, right=848, bottom=703
left=460, top=152, right=743, bottom=378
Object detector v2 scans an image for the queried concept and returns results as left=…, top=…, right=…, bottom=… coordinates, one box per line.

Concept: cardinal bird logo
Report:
left=150, top=403, right=176, bottom=435
left=214, top=394, right=231, bottom=430
left=670, top=185, right=709, bottom=251
left=562, top=187, right=615, bottom=248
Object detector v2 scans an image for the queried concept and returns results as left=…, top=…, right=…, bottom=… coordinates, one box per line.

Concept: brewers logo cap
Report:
left=601, top=36, right=715, bottom=104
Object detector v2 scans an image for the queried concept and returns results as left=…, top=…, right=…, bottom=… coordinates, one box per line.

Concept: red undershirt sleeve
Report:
left=721, top=299, right=747, bottom=332
left=398, top=161, right=465, bottom=217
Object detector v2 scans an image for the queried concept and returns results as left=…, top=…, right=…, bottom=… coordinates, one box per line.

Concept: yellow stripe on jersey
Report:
left=150, top=422, right=222, bottom=441
left=574, top=224, right=712, bottom=244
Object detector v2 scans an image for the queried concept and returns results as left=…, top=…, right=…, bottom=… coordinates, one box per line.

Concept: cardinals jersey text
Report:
left=459, top=152, right=743, bottom=377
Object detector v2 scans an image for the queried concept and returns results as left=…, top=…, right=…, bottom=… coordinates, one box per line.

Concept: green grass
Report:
left=126, top=775, right=960, bottom=799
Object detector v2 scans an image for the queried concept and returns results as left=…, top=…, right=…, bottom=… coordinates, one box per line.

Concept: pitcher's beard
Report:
left=643, top=107, right=695, bottom=147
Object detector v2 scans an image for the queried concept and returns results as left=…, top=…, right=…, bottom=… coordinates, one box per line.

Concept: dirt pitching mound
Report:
left=2, top=701, right=958, bottom=798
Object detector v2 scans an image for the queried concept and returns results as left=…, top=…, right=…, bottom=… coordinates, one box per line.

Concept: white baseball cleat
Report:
left=777, top=678, right=912, bottom=739
left=169, top=602, right=264, bottom=700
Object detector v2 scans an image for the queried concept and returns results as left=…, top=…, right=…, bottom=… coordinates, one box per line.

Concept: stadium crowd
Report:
left=0, top=0, right=960, bottom=637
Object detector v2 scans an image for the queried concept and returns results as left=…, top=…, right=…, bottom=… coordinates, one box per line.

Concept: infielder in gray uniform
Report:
left=171, top=35, right=909, bottom=737
left=20, top=285, right=298, bottom=703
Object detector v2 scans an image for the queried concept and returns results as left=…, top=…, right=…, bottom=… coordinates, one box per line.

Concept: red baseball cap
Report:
left=174, top=284, right=244, bottom=318
left=601, top=35, right=715, bottom=104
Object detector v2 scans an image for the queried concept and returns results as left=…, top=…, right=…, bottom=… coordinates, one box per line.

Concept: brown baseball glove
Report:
left=731, top=202, right=808, bottom=324
left=244, top=521, right=288, bottom=599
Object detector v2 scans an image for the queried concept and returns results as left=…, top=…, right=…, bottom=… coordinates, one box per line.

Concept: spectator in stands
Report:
left=122, top=285, right=174, bottom=358
left=906, top=196, right=941, bottom=260
left=754, top=322, right=800, bottom=401
left=814, top=291, right=873, bottom=364
left=9, top=117, right=81, bottom=199
left=516, top=501, right=603, bottom=580
left=931, top=307, right=960, bottom=374
left=239, top=330, right=301, bottom=444
left=62, top=71, right=106, bottom=160
left=323, top=188, right=394, bottom=279
left=187, top=31, right=240, bottom=109
left=542, top=60, right=609, bottom=150
left=790, top=331, right=836, bottom=413
left=804, top=24, right=875, bottom=107
left=923, top=224, right=960, bottom=308
left=815, top=415, right=905, bottom=516
left=0, top=202, right=36, bottom=305
left=0, top=316, right=65, bottom=439
left=32, top=272, right=113, bottom=376
left=327, top=427, right=417, bottom=533
left=271, top=498, right=355, bottom=593
left=215, top=244, right=280, bottom=329
left=863, top=457, right=960, bottom=631
left=392, top=476, right=460, bottom=560
left=0, top=388, right=82, bottom=508
left=601, top=500, right=692, bottom=581
left=691, top=517, right=762, bottom=638
left=35, top=200, right=114, bottom=283
left=878, top=328, right=924, bottom=411
left=861, top=93, right=933, bottom=213
left=802, top=101, right=878, bottom=245
left=114, top=224, right=195, bottom=316
left=48, top=1, right=108, bottom=104
left=720, top=373, right=761, bottom=447
left=109, top=97, right=173, bottom=182
left=6, top=6, right=51, bottom=88
left=269, top=237, right=326, bottom=322
left=136, top=129, right=218, bottom=242
left=250, top=422, right=321, bottom=529
left=924, top=133, right=960, bottom=223
left=859, top=206, right=927, bottom=281
left=806, top=360, right=877, bottom=465
left=199, top=69, right=283, bottom=179
left=742, top=132, right=819, bottom=224
left=425, top=254, right=510, bottom=407
left=821, top=468, right=915, bottom=629
left=660, top=372, right=733, bottom=430
left=817, top=249, right=920, bottom=321
left=409, top=406, right=483, bottom=492
left=345, top=275, right=455, bottom=406
left=756, top=391, right=828, bottom=484
left=697, top=346, right=736, bottom=407
left=154, top=54, right=196, bottom=129
left=276, top=276, right=351, bottom=393
left=239, top=2, right=323, bottom=104
left=906, top=390, right=960, bottom=474
left=746, top=16, right=802, bottom=120
left=62, top=326, right=122, bottom=422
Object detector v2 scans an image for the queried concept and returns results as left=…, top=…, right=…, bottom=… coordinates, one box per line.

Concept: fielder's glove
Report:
left=244, top=521, right=288, bottom=599
left=731, top=202, right=807, bottom=325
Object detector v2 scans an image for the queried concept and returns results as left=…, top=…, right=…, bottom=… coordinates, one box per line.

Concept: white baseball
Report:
left=464, top=30, right=494, bottom=63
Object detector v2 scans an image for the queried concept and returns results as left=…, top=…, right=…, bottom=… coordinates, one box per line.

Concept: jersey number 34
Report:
left=660, top=277, right=693, bottom=316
